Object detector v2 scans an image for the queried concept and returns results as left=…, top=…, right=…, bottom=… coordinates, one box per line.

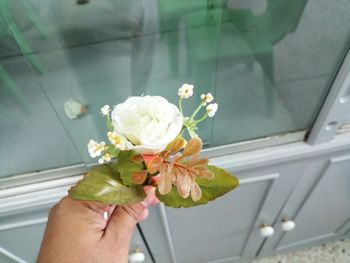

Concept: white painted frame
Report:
left=308, top=49, right=350, bottom=144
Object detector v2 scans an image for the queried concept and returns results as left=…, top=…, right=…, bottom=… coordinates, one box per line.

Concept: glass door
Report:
left=1, top=0, right=349, bottom=179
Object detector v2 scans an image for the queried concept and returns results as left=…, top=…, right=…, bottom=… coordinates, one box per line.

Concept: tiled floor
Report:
left=253, top=239, right=350, bottom=263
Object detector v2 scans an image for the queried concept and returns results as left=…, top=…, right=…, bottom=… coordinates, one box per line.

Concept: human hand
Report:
left=37, top=186, right=158, bottom=263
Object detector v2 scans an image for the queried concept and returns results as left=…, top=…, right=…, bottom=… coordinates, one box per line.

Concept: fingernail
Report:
left=103, top=211, right=108, bottom=220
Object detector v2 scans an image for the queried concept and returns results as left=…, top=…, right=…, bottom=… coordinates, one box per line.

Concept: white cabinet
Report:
left=141, top=134, right=350, bottom=262
left=259, top=151, right=350, bottom=257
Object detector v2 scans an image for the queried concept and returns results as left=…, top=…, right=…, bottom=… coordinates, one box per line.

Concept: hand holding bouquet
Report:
left=69, top=84, right=239, bottom=208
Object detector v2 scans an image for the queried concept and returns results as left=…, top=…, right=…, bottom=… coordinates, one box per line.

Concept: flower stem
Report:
left=180, top=126, right=186, bottom=136
left=179, top=98, right=183, bottom=114
left=106, top=115, right=114, bottom=131
left=190, top=102, right=205, bottom=120
left=195, top=113, right=208, bottom=124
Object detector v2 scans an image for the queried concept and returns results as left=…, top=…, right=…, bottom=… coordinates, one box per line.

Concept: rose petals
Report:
left=111, top=96, right=184, bottom=154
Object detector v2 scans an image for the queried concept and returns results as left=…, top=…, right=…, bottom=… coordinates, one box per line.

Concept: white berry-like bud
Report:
left=201, top=93, right=214, bottom=104
left=206, top=103, right=218, bottom=117
left=87, top=140, right=105, bottom=158
left=178, top=84, right=194, bottom=99
left=100, top=105, right=111, bottom=116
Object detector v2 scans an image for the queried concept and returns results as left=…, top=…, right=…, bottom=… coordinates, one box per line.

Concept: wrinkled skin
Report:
left=37, top=186, right=158, bottom=263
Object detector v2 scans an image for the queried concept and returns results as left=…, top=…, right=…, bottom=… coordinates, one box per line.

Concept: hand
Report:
left=37, top=186, right=158, bottom=263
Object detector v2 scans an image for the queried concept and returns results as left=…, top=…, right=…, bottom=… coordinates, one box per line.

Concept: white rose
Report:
left=111, top=96, right=184, bottom=154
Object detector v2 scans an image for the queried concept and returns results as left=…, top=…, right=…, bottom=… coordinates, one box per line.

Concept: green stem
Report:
left=180, top=126, right=186, bottom=136
left=190, top=102, right=205, bottom=120
left=179, top=97, right=183, bottom=114
left=106, top=115, right=114, bottom=131
left=195, top=113, right=208, bottom=124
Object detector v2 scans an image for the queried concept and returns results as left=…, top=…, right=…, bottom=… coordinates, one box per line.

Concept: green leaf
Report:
left=110, top=151, right=145, bottom=186
left=69, top=165, right=145, bottom=205
left=156, top=165, right=239, bottom=208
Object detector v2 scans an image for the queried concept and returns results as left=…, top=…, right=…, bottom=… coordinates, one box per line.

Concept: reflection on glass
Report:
left=0, top=0, right=46, bottom=112
left=0, top=0, right=46, bottom=72
left=1, top=0, right=349, bottom=178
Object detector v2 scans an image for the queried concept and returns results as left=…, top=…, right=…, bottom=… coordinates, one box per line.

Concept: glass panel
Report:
left=0, top=56, right=83, bottom=178
left=1, top=0, right=349, bottom=177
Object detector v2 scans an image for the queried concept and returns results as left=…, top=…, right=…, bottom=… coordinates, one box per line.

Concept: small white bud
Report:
left=178, top=84, right=194, bottom=99
left=100, top=105, right=111, bottom=116
left=87, top=140, right=106, bottom=158
left=206, top=103, right=218, bottom=117
left=201, top=93, right=214, bottom=105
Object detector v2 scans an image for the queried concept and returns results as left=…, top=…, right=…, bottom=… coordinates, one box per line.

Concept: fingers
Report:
left=103, top=186, right=158, bottom=241
left=138, top=207, right=149, bottom=222
left=104, top=203, right=146, bottom=243
left=58, top=196, right=110, bottom=215
left=141, top=186, right=159, bottom=207
left=57, top=186, right=159, bottom=243
left=106, top=205, right=117, bottom=218
left=54, top=196, right=117, bottom=232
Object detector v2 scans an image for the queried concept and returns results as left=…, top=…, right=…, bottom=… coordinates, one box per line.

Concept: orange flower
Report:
left=145, top=137, right=214, bottom=201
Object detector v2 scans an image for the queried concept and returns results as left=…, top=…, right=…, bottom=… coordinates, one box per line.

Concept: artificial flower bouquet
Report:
left=69, top=84, right=239, bottom=208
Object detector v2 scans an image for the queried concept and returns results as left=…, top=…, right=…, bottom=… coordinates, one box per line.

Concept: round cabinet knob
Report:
left=260, top=224, right=275, bottom=237
left=281, top=219, right=296, bottom=232
left=129, top=249, right=145, bottom=263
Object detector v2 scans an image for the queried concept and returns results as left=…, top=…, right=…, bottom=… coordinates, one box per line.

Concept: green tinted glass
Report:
left=1, top=0, right=349, bottom=177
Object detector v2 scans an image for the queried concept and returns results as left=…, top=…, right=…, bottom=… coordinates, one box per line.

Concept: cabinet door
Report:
left=260, top=152, right=350, bottom=256
left=141, top=157, right=306, bottom=263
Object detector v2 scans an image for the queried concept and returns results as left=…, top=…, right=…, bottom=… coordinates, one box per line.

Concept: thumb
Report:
left=104, top=203, right=148, bottom=242
left=104, top=186, right=157, bottom=241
